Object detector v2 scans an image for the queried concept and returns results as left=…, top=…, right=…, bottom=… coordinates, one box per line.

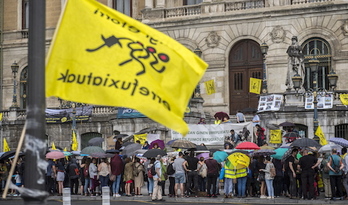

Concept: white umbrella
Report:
left=318, top=144, right=342, bottom=153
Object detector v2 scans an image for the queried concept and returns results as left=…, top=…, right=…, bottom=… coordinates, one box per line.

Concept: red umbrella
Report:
left=46, top=151, right=65, bottom=159
left=214, top=112, right=229, bottom=120
left=235, top=142, right=260, bottom=150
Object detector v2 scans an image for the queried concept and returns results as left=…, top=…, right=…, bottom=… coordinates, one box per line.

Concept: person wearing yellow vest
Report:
left=236, top=167, right=248, bottom=198
left=224, top=162, right=236, bottom=198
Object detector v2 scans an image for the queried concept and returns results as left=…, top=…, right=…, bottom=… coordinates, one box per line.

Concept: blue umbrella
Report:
left=167, top=139, right=177, bottom=145
left=271, top=148, right=288, bottom=160
left=213, top=151, right=228, bottom=163
left=329, top=137, right=348, bottom=148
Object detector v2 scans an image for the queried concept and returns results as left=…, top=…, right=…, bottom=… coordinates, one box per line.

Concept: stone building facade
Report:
left=1, top=0, right=348, bottom=150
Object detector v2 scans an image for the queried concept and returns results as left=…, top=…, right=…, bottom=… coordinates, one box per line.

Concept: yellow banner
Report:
left=51, top=142, right=57, bottom=150
left=3, top=138, right=10, bottom=152
left=340, top=94, right=348, bottom=105
left=204, top=79, right=215, bottom=95
left=134, top=133, right=148, bottom=145
left=249, top=78, right=262, bottom=94
left=46, top=0, right=208, bottom=135
left=71, top=130, right=78, bottom=151
left=315, top=125, right=328, bottom=146
left=269, top=130, right=282, bottom=144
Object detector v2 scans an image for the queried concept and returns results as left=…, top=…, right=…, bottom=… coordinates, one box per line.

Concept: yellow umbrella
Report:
left=260, top=145, right=275, bottom=150
left=227, top=152, right=250, bottom=169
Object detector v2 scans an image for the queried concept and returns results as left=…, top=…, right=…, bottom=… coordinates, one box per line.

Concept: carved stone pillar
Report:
left=156, top=0, right=165, bottom=8
left=145, top=0, right=154, bottom=9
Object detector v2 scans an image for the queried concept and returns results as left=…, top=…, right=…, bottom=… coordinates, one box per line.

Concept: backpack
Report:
left=270, top=163, right=276, bottom=178
left=166, top=163, right=175, bottom=175
left=133, top=164, right=141, bottom=177
left=322, top=158, right=330, bottom=174
left=150, top=162, right=157, bottom=176
left=84, top=165, right=89, bottom=177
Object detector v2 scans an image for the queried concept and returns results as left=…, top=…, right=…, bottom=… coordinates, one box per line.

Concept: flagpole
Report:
left=22, top=0, right=47, bottom=204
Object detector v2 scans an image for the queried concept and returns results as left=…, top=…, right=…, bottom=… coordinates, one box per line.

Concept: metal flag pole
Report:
left=22, top=0, right=48, bottom=204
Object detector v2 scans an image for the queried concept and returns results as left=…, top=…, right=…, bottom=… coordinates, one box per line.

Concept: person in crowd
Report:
left=341, top=148, right=348, bottom=200
left=46, top=158, right=56, bottom=195
left=152, top=155, right=165, bottom=202
left=115, top=137, right=123, bottom=150
left=168, top=157, right=176, bottom=197
left=83, top=158, right=91, bottom=196
left=110, top=151, right=124, bottom=197
left=285, top=148, right=299, bottom=199
left=55, top=158, right=65, bottom=196
left=67, top=158, right=80, bottom=195
left=183, top=150, right=199, bottom=197
left=272, top=157, right=284, bottom=198
left=79, top=157, right=86, bottom=196
left=152, top=143, right=160, bottom=149
left=224, top=142, right=233, bottom=150
left=146, top=158, right=155, bottom=196
left=260, top=156, right=275, bottom=199
left=142, top=141, right=150, bottom=150
left=256, top=156, right=266, bottom=198
left=0, top=161, right=8, bottom=193
left=205, top=152, right=220, bottom=198
left=224, top=160, right=236, bottom=198
left=214, top=116, right=221, bottom=124
left=134, top=157, right=145, bottom=196
left=123, top=157, right=134, bottom=197
left=298, top=150, right=318, bottom=200
left=255, top=124, right=266, bottom=147
left=230, top=129, right=241, bottom=146
left=221, top=116, right=231, bottom=123
left=320, top=152, right=331, bottom=199
left=98, top=158, right=110, bottom=188
left=160, top=157, right=167, bottom=196
left=89, top=158, right=98, bottom=197
left=197, top=156, right=207, bottom=192
left=198, top=118, right=206, bottom=124
left=236, top=110, right=246, bottom=123
left=327, top=148, right=344, bottom=200
left=173, top=152, right=186, bottom=197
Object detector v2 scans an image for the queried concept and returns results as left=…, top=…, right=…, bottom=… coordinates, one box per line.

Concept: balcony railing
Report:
left=142, top=0, right=335, bottom=21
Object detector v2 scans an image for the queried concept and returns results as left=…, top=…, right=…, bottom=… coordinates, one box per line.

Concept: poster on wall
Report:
left=305, top=92, right=333, bottom=109
left=257, top=95, right=283, bottom=112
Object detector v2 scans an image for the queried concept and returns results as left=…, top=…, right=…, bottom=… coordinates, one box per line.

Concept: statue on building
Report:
left=285, top=36, right=305, bottom=90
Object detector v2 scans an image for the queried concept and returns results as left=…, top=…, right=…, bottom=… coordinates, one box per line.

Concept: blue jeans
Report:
left=237, top=177, right=247, bottom=197
left=265, top=179, right=274, bottom=197
left=224, top=178, right=234, bottom=195
left=112, top=174, right=122, bottom=194
left=99, top=175, right=109, bottom=187
left=147, top=177, right=154, bottom=194
left=84, top=177, right=90, bottom=194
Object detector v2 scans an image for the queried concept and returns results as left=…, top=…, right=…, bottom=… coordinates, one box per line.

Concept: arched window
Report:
left=302, top=38, right=331, bottom=90
left=22, top=0, right=29, bottom=29
left=20, top=66, right=28, bottom=109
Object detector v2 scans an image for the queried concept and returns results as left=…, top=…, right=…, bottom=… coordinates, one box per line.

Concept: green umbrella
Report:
left=81, top=146, right=105, bottom=155
left=271, top=148, right=288, bottom=160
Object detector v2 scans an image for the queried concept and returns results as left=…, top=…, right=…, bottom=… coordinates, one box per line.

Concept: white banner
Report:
left=305, top=92, right=333, bottom=109
left=258, top=95, right=283, bottom=112
left=171, top=122, right=253, bottom=145
left=147, top=133, right=160, bottom=143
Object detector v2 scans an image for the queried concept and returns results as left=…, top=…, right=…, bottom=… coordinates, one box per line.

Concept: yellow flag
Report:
left=51, top=142, right=57, bottom=150
left=340, top=94, right=348, bottom=105
left=0, top=113, right=3, bottom=121
left=46, top=0, right=208, bottom=135
left=204, top=79, right=215, bottom=95
left=269, top=130, right=282, bottom=144
left=71, top=130, right=78, bottom=151
left=3, top=138, right=10, bottom=152
left=134, top=133, right=147, bottom=145
left=249, top=78, right=262, bottom=94
left=315, top=125, right=328, bottom=146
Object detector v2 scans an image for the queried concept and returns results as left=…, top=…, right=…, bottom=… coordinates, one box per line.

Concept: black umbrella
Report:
left=88, top=137, right=104, bottom=146
left=279, top=122, right=295, bottom=127
left=283, top=132, right=300, bottom=142
left=188, top=145, right=208, bottom=151
left=122, top=142, right=134, bottom=147
left=106, top=149, right=120, bottom=153
left=0, top=150, right=15, bottom=161
left=113, top=134, right=128, bottom=139
left=291, top=138, right=321, bottom=148
left=143, top=149, right=167, bottom=158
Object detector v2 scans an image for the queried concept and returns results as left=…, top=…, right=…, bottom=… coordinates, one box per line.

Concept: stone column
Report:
left=145, top=0, right=154, bottom=9
left=156, top=0, right=165, bottom=8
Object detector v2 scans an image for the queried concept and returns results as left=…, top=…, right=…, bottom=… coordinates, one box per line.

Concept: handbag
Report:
left=257, top=172, right=265, bottom=181
left=109, top=174, right=116, bottom=181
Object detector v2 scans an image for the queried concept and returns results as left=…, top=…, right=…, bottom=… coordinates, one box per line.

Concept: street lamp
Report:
left=10, top=61, right=19, bottom=110
left=193, top=47, right=202, bottom=98
left=260, top=42, right=269, bottom=93
left=308, top=57, right=320, bottom=143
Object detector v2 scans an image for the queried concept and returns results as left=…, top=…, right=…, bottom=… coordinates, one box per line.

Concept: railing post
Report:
left=102, top=187, right=110, bottom=205
left=63, top=188, right=71, bottom=205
